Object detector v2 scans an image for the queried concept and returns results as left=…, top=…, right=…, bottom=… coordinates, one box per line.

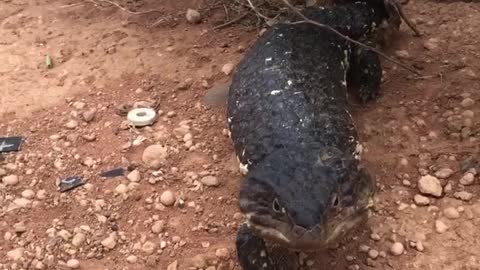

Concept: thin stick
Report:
left=213, top=13, right=250, bottom=30
left=390, top=0, right=421, bottom=36
left=281, top=0, right=421, bottom=75
left=91, top=0, right=163, bottom=15
left=246, top=0, right=275, bottom=21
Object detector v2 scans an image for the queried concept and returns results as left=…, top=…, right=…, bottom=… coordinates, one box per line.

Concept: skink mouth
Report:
left=245, top=205, right=372, bottom=251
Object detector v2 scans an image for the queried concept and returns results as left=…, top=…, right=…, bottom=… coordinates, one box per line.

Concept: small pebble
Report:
left=459, top=172, right=475, bottom=186
left=215, top=248, right=230, bottom=259
left=21, top=189, right=35, bottom=199
left=82, top=109, right=96, bottom=122
left=368, top=249, right=379, bottom=259
left=65, top=120, right=78, bottom=129
left=115, top=184, right=129, bottom=194
left=414, top=194, right=430, bottom=206
left=2, top=174, right=19, bottom=186
left=126, top=255, right=138, bottom=264
left=101, top=235, right=117, bottom=249
left=461, top=98, right=475, bottom=108
left=201, top=176, right=220, bottom=187
left=418, top=175, right=442, bottom=197
left=434, top=168, right=454, bottom=179
left=160, top=190, right=176, bottom=206
left=72, top=233, right=86, bottom=247
left=127, top=170, right=141, bottom=182
left=443, top=207, right=460, bottom=219
left=142, top=241, right=156, bottom=255
left=390, top=242, right=404, bottom=256
left=66, top=259, right=80, bottom=269
left=7, top=248, right=24, bottom=261
left=435, top=220, right=448, bottom=233
left=222, top=63, right=234, bottom=75
left=142, top=145, right=168, bottom=170
left=151, top=220, right=165, bottom=234
left=454, top=191, right=473, bottom=201
left=186, top=8, right=201, bottom=24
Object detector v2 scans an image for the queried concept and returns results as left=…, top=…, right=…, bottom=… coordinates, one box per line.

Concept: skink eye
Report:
left=272, top=198, right=282, bottom=213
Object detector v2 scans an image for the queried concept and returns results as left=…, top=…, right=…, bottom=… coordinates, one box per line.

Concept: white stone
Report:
left=66, top=259, right=80, bottom=269
left=418, top=175, right=442, bottom=197
left=201, top=176, right=219, bottom=187
left=2, top=175, right=19, bottom=186
left=115, top=184, right=129, bottom=194
left=434, top=168, right=454, bottom=179
left=101, top=235, right=117, bottom=250
left=7, top=248, right=24, bottom=261
left=21, top=189, right=35, bottom=199
left=142, top=145, right=168, bottom=170
left=160, top=190, right=175, bottom=206
left=142, top=241, right=156, bottom=255
left=127, top=170, right=141, bottom=182
left=222, top=63, right=234, bottom=75
left=414, top=194, right=430, bottom=206
left=390, top=242, right=404, bottom=256
left=460, top=172, right=475, bottom=186
left=151, top=220, right=165, bottom=234
left=443, top=207, right=460, bottom=219
left=126, top=255, right=138, bottom=264
left=186, top=9, right=201, bottom=24
left=13, top=198, right=32, bottom=208
left=72, top=233, right=86, bottom=247
left=435, top=220, right=448, bottom=233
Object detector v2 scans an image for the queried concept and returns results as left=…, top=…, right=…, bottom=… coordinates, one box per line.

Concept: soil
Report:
left=1, top=0, right=480, bottom=269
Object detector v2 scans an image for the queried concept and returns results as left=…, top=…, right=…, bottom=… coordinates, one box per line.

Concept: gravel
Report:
left=142, top=145, right=168, bottom=170
left=126, top=255, right=138, bottom=264
left=459, top=172, right=475, bottom=186
left=160, top=190, right=176, bottom=206
left=7, top=248, right=25, bottom=261
left=222, top=63, right=234, bottom=75
left=418, top=175, right=443, bottom=197
left=454, top=191, right=473, bottom=201
left=2, top=174, right=19, bottom=186
left=434, top=168, right=454, bottom=179
left=443, top=207, right=460, bottom=219
left=127, top=169, right=141, bottom=182
left=390, top=242, right=405, bottom=256
left=414, top=194, right=431, bottom=206
left=101, top=234, right=117, bottom=250
left=151, top=220, right=166, bottom=233
left=72, top=233, right=86, bottom=247
left=461, top=98, right=475, bottom=108
left=201, top=176, right=220, bottom=187
left=66, top=259, right=80, bottom=269
left=435, top=220, right=448, bottom=233
left=186, top=9, right=201, bottom=24
left=142, top=241, right=156, bottom=255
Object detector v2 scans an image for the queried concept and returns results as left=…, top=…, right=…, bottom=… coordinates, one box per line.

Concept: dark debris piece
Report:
left=59, top=176, right=85, bottom=193
left=100, top=168, right=125, bottom=178
left=0, top=136, right=23, bottom=153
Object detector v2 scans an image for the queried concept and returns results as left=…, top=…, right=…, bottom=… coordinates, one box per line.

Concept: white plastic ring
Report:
left=127, top=108, right=157, bottom=127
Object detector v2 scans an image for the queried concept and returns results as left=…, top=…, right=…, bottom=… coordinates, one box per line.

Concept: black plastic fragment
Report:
left=100, top=168, right=125, bottom=178
left=0, top=136, right=23, bottom=153
left=59, top=176, right=85, bottom=192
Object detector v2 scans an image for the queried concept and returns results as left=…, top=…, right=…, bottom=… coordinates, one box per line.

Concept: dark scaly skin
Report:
left=227, top=1, right=400, bottom=269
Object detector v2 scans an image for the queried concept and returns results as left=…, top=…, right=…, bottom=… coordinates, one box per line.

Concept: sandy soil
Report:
left=0, top=0, right=479, bottom=269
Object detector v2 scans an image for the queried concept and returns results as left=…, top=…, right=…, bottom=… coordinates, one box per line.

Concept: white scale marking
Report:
left=270, top=90, right=282, bottom=95
left=0, top=141, right=14, bottom=152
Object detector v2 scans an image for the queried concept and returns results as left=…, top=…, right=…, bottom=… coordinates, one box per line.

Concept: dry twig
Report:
left=88, top=0, right=163, bottom=15
left=213, top=13, right=250, bottom=30
left=389, top=0, right=421, bottom=36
